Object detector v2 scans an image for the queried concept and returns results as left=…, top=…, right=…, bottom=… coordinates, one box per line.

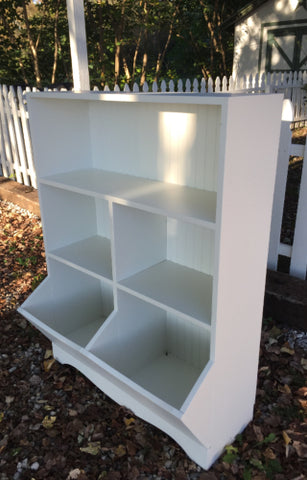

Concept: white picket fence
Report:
left=0, top=73, right=306, bottom=280
left=0, top=85, right=37, bottom=188
left=268, top=100, right=307, bottom=280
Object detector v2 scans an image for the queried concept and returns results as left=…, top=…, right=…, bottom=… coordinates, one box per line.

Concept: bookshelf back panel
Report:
left=90, top=102, right=221, bottom=191
left=29, top=99, right=92, bottom=177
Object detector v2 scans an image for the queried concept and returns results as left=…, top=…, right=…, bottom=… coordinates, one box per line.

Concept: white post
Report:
left=290, top=141, right=307, bottom=279
left=267, top=99, right=293, bottom=270
left=66, top=0, right=90, bottom=91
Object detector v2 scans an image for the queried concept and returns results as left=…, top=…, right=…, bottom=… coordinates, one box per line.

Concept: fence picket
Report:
left=185, top=79, right=191, bottom=93
left=200, top=77, right=206, bottom=93
left=161, top=80, right=167, bottom=92
left=17, top=87, right=36, bottom=188
left=193, top=78, right=199, bottom=92
left=0, top=86, right=13, bottom=177
left=2, top=85, right=23, bottom=183
left=207, top=78, right=213, bottom=93
left=9, top=86, right=30, bottom=186
left=152, top=81, right=158, bottom=93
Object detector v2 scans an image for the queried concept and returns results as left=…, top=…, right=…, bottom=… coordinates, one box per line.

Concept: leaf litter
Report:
left=0, top=199, right=306, bottom=479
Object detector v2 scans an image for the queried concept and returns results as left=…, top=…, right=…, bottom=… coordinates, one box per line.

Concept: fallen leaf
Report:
left=278, top=384, right=291, bottom=394
left=68, top=409, right=78, bottom=417
left=0, top=412, right=5, bottom=423
left=44, top=349, right=53, bottom=359
left=268, top=326, right=281, bottom=338
left=280, top=346, right=295, bottom=355
left=114, top=444, right=126, bottom=457
left=42, top=415, right=56, bottom=429
left=5, top=395, right=14, bottom=404
left=126, top=439, right=137, bottom=456
left=44, top=357, right=55, bottom=372
left=282, top=431, right=292, bottom=446
left=253, top=424, right=264, bottom=443
left=293, top=441, right=307, bottom=458
left=283, top=430, right=292, bottom=458
left=80, top=441, right=101, bottom=455
left=44, top=405, right=54, bottom=411
left=301, top=358, right=307, bottom=370
left=298, top=398, right=307, bottom=412
left=124, top=416, right=135, bottom=428
left=263, top=447, right=276, bottom=459
left=67, top=468, right=87, bottom=479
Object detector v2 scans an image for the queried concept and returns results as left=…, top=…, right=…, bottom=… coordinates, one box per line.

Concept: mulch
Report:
left=1, top=200, right=306, bottom=480
left=1, top=121, right=307, bottom=480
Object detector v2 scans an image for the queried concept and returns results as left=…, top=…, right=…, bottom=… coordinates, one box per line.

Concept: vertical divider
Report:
left=108, top=199, right=119, bottom=311
left=85, top=198, right=118, bottom=351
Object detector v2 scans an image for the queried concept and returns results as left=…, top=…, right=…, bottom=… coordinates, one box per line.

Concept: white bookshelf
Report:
left=19, top=91, right=283, bottom=469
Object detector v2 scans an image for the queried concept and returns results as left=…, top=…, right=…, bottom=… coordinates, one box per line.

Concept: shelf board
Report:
left=119, top=260, right=212, bottom=326
left=41, top=169, right=216, bottom=228
left=48, top=235, right=112, bottom=280
left=131, top=353, right=202, bottom=410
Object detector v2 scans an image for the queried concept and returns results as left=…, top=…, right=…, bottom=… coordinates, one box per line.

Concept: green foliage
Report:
left=222, top=444, right=239, bottom=464
left=0, top=0, right=247, bottom=88
left=249, top=457, right=283, bottom=479
left=31, top=272, right=46, bottom=290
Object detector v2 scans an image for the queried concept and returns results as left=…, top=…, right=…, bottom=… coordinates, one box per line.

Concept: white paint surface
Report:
left=19, top=92, right=283, bottom=469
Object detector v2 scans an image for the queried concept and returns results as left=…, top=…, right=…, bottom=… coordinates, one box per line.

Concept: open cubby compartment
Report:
left=39, top=184, right=112, bottom=281
left=89, top=291, right=211, bottom=410
left=113, top=203, right=214, bottom=326
left=19, top=259, right=114, bottom=348
left=30, top=97, right=221, bottom=188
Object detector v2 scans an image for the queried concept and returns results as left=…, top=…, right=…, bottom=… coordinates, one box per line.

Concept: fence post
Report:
left=268, top=99, right=294, bottom=270
left=289, top=141, right=307, bottom=279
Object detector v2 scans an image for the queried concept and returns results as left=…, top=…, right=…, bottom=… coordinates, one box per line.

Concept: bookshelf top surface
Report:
left=27, top=90, right=279, bottom=106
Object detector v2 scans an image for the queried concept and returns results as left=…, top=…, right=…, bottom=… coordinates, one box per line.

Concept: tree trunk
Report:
left=51, top=0, right=61, bottom=85
left=132, top=31, right=142, bottom=83
left=140, top=52, right=148, bottom=86
left=122, top=56, right=131, bottom=82
left=199, top=0, right=227, bottom=76
left=114, top=0, right=127, bottom=85
left=21, top=0, right=42, bottom=87
left=154, top=7, right=177, bottom=82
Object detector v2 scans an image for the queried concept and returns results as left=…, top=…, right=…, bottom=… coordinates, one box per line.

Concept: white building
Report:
left=233, top=0, right=307, bottom=79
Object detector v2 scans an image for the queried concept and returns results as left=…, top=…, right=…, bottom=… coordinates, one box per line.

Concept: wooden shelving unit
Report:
left=19, top=91, right=283, bottom=469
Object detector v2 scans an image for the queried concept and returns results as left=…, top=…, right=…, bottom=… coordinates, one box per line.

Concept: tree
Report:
left=0, top=0, right=249, bottom=87
left=0, top=0, right=71, bottom=87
